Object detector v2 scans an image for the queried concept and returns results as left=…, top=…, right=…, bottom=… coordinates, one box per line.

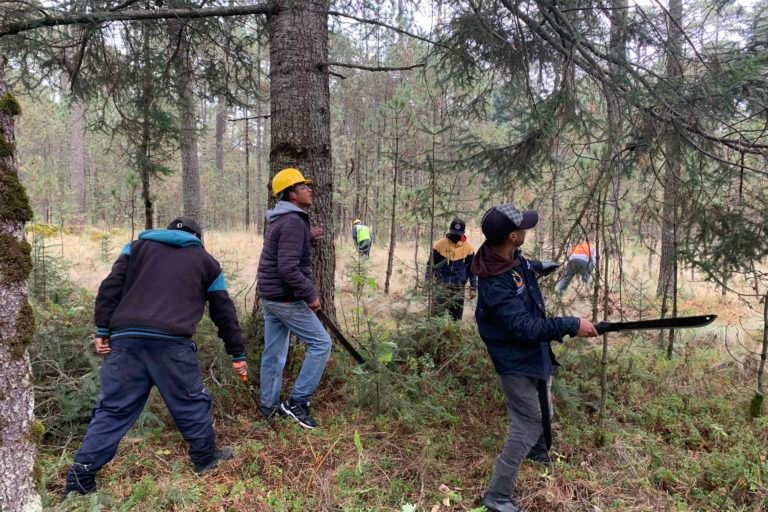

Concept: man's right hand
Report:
left=94, top=337, right=111, bottom=355
left=307, top=298, right=321, bottom=311
left=576, top=318, right=599, bottom=337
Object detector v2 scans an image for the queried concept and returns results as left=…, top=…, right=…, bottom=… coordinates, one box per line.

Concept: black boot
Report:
left=525, top=434, right=551, bottom=465
left=481, top=457, right=525, bottom=512
left=64, top=463, right=98, bottom=496
left=194, top=446, right=234, bottom=474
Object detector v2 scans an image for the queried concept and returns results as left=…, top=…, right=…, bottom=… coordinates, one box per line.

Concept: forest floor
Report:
left=30, top=227, right=767, bottom=511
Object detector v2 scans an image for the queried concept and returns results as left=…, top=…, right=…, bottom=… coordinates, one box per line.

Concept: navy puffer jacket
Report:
left=473, top=245, right=579, bottom=380
left=257, top=201, right=317, bottom=303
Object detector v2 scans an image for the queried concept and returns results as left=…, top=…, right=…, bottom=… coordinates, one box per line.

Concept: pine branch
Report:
left=0, top=4, right=274, bottom=38
left=323, top=62, right=424, bottom=72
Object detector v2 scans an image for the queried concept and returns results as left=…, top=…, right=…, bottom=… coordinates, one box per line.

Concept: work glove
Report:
left=539, top=260, right=561, bottom=276
left=232, top=356, right=248, bottom=382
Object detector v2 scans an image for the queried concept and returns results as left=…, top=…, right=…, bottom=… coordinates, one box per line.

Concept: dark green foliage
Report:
left=682, top=205, right=768, bottom=278
left=750, top=392, right=764, bottom=418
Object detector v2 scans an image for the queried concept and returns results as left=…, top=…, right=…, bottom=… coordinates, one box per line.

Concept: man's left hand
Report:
left=469, top=289, right=477, bottom=300
left=311, top=226, right=324, bottom=240
left=94, top=337, right=111, bottom=355
left=232, top=360, right=248, bottom=381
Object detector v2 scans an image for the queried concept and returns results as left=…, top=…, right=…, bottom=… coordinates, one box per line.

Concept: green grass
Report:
left=33, top=289, right=768, bottom=511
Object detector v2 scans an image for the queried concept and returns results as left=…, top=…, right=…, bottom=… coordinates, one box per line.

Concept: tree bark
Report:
left=215, top=97, right=227, bottom=173
left=384, top=119, right=400, bottom=295
left=173, top=21, right=202, bottom=221
left=69, top=98, right=86, bottom=219
left=657, top=0, right=683, bottom=299
left=0, top=60, right=42, bottom=512
left=268, top=0, right=334, bottom=317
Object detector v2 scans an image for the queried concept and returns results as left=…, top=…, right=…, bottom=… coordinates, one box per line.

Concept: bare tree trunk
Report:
left=384, top=123, right=400, bottom=295
left=215, top=97, right=226, bottom=173
left=69, top=98, right=86, bottom=219
left=657, top=0, right=683, bottom=299
left=0, top=62, right=42, bottom=512
left=140, top=27, right=154, bottom=230
left=173, top=21, right=202, bottom=221
left=269, top=0, right=334, bottom=317
left=245, top=113, right=250, bottom=228
left=753, top=291, right=768, bottom=417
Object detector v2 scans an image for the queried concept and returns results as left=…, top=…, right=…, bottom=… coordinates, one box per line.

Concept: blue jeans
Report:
left=555, top=258, right=593, bottom=293
left=66, top=337, right=215, bottom=491
left=259, top=300, right=332, bottom=409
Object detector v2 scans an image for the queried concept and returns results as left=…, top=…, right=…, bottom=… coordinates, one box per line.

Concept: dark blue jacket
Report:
left=94, top=230, right=245, bottom=357
left=473, top=244, right=579, bottom=380
left=257, top=201, right=317, bottom=303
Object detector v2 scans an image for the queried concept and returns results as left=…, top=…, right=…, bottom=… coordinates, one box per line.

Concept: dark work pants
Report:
left=483, top=374, right=552, bottom=507
left=66, top=337, right=215, bottom=492
left=356, top=239, right=371, bottom=258
left=433, top=284, right=465, bottom=321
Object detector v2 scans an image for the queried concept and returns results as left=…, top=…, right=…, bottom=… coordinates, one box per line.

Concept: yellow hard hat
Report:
left=271, top=167, right=312, bottom=197
left=353, top=219, right=362, bottom=224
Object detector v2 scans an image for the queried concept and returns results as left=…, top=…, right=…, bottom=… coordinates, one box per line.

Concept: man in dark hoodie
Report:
left=64, top=216, right=247, bottom=495
left=426, top=218, right=478, bottom=320
left=472, top=204, right=598, bottom=512
left=257, top=167, right=331, bottom=429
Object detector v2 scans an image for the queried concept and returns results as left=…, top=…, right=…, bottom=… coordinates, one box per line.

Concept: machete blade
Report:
left=595, top=314, right=717, bottom=335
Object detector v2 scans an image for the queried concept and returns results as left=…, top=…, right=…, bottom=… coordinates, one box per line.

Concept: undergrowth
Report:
left=29, top=259, right=768, bottom=511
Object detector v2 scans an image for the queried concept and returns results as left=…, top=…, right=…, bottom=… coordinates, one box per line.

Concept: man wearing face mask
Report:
left=425, top=218, right=477, bottom=321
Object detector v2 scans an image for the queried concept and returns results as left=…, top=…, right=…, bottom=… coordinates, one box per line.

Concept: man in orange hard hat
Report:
left=256, top=168, right=331, bottom=429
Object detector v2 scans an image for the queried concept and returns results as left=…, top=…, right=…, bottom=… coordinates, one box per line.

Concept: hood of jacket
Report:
left=138, top=229, right=202, bottom=247
left=266, top=200, right=308, bottom=223
left=471, top=243, right=520, bottom=278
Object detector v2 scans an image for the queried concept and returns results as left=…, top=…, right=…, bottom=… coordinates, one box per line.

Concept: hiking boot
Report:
left=525, top=449, right=551, bottom=465
left=194, top=446, right=233, bottom=474
left=280, top=398, right=318, bottom=429
left=64, top=462, right=97, bottom=496
left=482, top=500, right=524, bottom=512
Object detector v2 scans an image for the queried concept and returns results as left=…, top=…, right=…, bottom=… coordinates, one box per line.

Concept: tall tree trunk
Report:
left=268, top=0, right=334, bottom=317
left=140, top=27, right=154, bottom=230
left=215, top=97, right=226, bottom=173
left=752, top=290, right=767, bottom=417
left=384, top=123, right=400, bottom=295
left=657, top=0, right=683, bottom=299
left=0, top=62, right=42, bottom=512
left=173, top=22, right=202, bottom=221
left=69, top=98, right=86, bottom=219
left=245, top=113, right=251, bottom=228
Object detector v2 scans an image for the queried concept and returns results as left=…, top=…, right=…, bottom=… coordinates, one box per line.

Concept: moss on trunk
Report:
left=7, top=300, right=35, bottom=360
left=0, top=169, right=33, bottom=223
left=0, top=233, right=32, bottom=285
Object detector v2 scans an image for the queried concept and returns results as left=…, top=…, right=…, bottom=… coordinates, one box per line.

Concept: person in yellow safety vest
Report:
left=555, top=241, right=597, bottom=294
left=352, top=219, right=372, bottom=258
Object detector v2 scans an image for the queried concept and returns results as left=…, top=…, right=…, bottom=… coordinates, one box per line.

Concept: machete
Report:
left=594, top=314, right=717, bottom=335
left=315, top=309, right=367, bottom=365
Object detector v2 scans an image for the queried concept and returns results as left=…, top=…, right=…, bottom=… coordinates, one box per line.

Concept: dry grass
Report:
left=41, top=228, right=767, bottom=512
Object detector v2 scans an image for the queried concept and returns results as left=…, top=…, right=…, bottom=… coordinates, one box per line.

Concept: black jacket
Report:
left=95, top=230, right=245, bottom=357
left=473, top=245, right=578, bottom=379
left=256, top=201, right=317, bottom=303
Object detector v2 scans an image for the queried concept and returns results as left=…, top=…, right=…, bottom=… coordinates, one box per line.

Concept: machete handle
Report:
left=594, top=321, right=613, bottom=335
